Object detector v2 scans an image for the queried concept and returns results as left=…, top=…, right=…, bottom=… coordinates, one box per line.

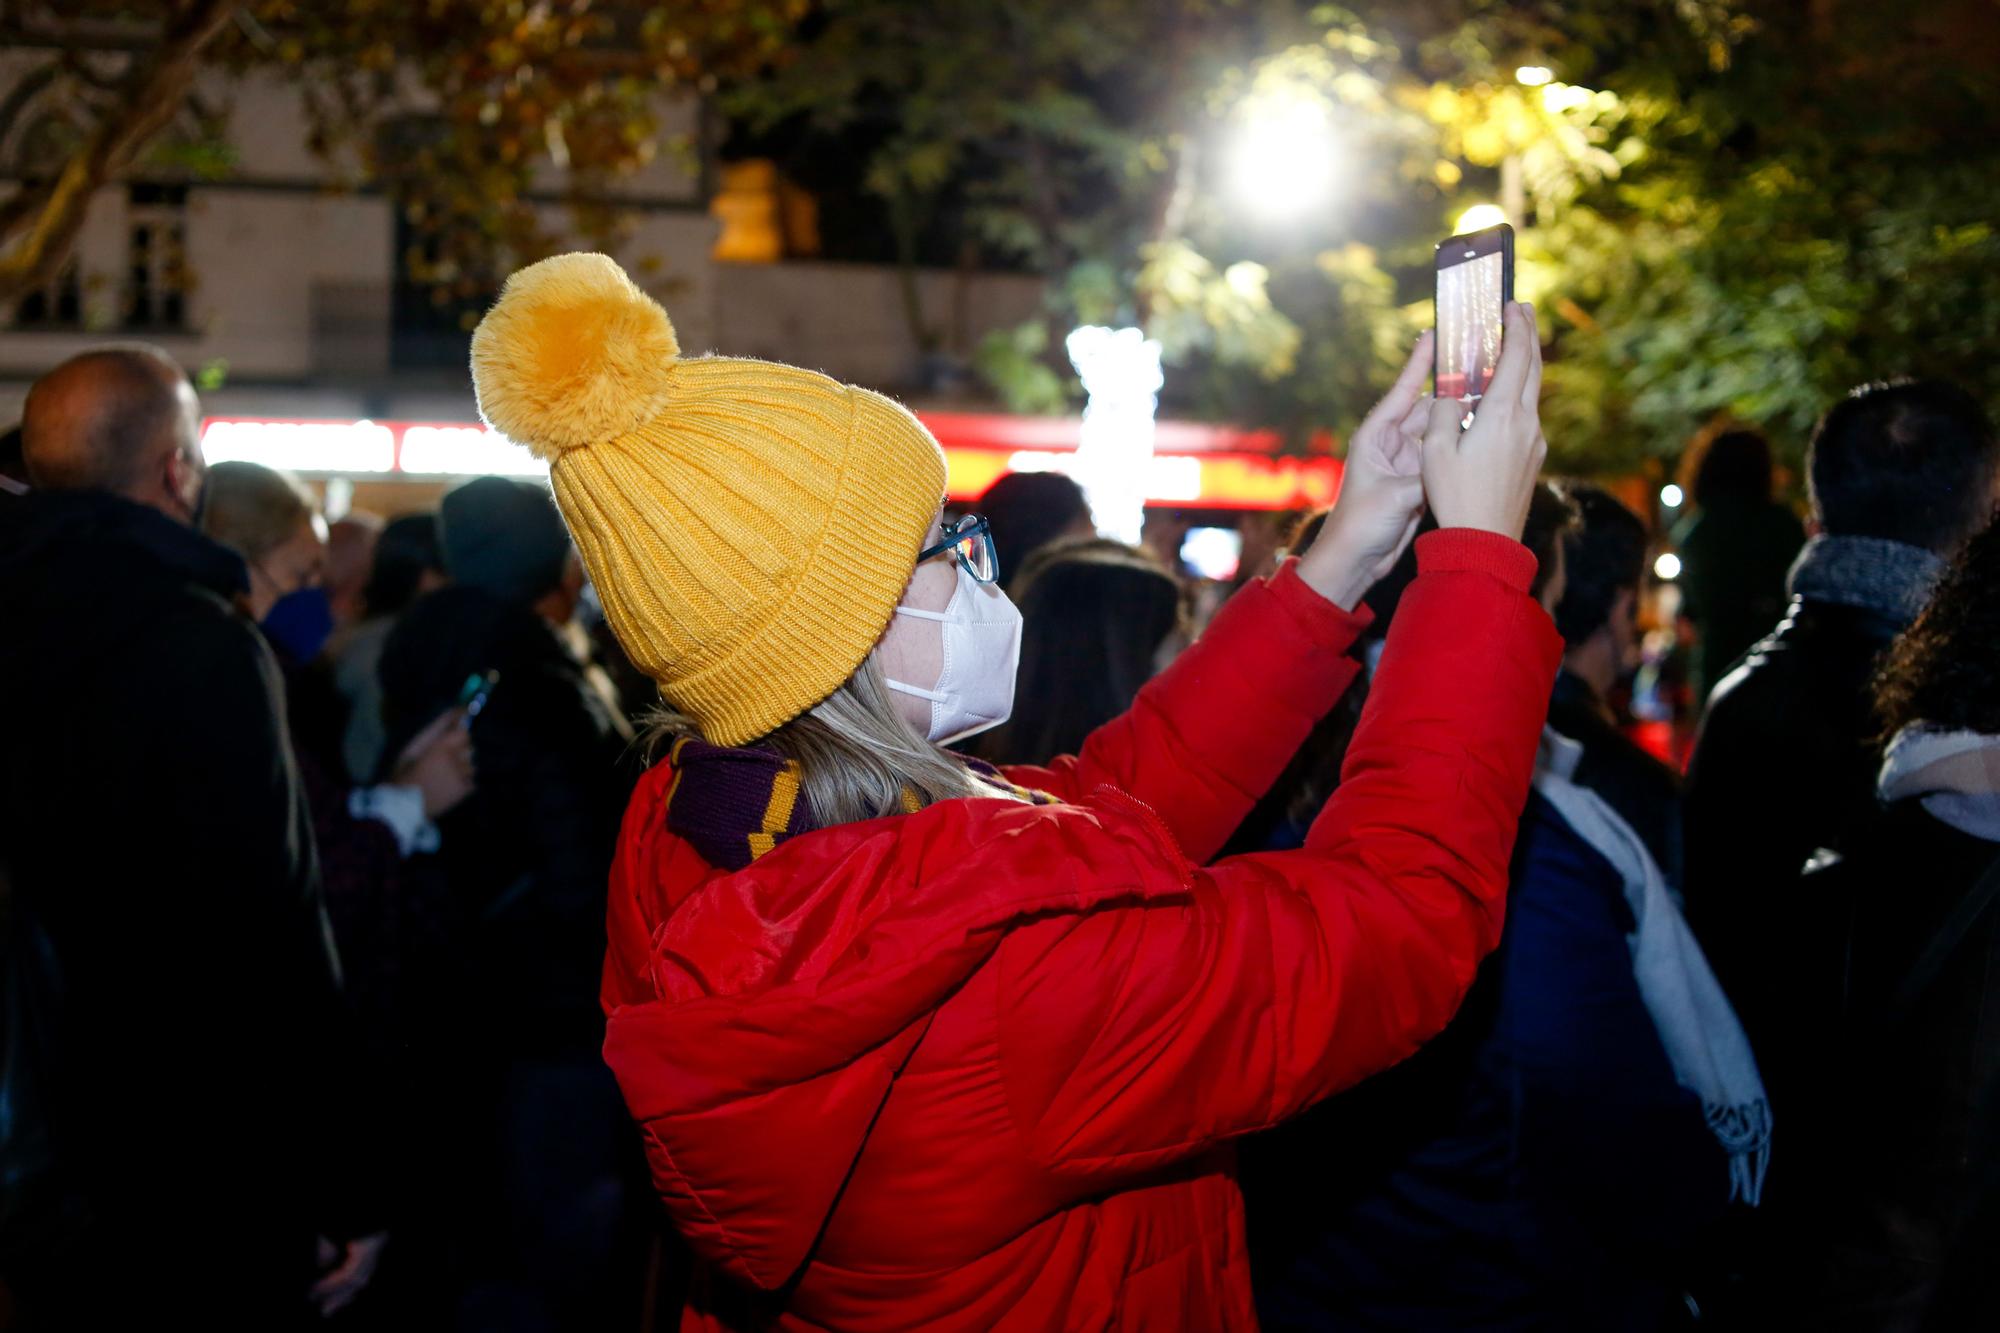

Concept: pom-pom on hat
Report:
left=471, top=252, right=948, bottom=746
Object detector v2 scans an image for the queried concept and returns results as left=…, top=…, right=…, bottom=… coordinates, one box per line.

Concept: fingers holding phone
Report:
left=1422, top=301, right=1547, bottom=541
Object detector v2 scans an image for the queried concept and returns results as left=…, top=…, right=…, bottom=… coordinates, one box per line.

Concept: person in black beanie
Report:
left=378, top=475, right=644, bottom=1330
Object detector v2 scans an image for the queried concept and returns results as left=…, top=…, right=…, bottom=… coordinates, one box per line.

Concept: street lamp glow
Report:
left=1228, top=94, right=1340, bottom=224
left=1454, top=202, right=1508, bottom=235
left=1660, top=483, right=1685, bottom=508
left=1066, top=325, right=1164, bottom=545
left=1515, top=65, right=1555, bottom=86
left=1654, top=552, right=1683, bottom=581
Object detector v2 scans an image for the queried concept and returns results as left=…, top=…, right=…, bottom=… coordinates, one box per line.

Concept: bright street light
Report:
left=1515, top=65, right=1554, bottom=86
left=1067, top=325, right=1164, bottom=545
left=1660, top=483, right=1685, bottom=508
left=1228, top=93, right=1340, bottom=224
left=1654, top=552, right=1683, bottom=581
left=1454, top=202, right=1508, bottom=235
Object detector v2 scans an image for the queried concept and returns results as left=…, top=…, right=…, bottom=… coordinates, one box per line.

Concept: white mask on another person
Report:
left=884, top=562, right=1023, bottom=745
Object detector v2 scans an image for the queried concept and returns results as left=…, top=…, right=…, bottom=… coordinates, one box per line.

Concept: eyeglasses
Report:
left=918, top=513, right=1000, bottom=584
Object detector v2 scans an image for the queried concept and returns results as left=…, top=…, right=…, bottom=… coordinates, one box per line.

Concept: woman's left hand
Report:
left=1296, top=332, right=1434, bottom=611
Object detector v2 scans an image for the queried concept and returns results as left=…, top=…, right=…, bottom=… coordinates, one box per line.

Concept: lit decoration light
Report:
left=1654, top=552, right=1683, bottom=581
left=1227, top=93, right=1341, bottom=224
left=1660, top=483, right=1685, bottom=508
left=401, top=424, right=549, bottom=477
left=1514, top=65, right=1555, bottom=86
left=200, top=418, right=397, bottom=473
left=1066, top=325, right=1164, bottom=543
left=1454, top=202, right=1508, bottom=235
left=1538, top=82, right=1595, bottom=114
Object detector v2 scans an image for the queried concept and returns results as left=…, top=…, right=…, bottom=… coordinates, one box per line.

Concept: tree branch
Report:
left=0, top=0, right=241, bottom=305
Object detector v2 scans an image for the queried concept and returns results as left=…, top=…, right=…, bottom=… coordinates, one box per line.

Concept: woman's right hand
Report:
left=393, top=707, right=477, bottom=819
left=1421, top=301, right=1547, bottom=541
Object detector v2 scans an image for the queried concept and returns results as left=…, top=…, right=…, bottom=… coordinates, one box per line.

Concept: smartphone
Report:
left=1181, top=527, right=1244, bottom=582
left=456, top=670, right=500, bottom=726
left=1434, top=223, right=1515, bottom=410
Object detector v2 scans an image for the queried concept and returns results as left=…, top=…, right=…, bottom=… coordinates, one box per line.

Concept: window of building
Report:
left=13, top=263, right=82, bottom=329
left=126, top=182, right=189, bottom=330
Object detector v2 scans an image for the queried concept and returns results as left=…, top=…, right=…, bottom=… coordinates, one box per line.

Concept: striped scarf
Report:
left=663, top=737, right=1056, bottom=871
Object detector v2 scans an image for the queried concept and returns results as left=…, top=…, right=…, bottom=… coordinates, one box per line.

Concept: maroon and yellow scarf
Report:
left=663, top=737, right=1058, bottom=871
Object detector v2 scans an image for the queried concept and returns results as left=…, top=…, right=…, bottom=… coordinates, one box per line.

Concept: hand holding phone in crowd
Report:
left=1295, top=330, right=1436, bottom=611
left=1422, top=300, right=1547, bottom=542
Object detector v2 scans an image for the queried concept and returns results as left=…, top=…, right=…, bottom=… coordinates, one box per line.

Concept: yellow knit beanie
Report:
left=470, top=252, right=948, bottom=747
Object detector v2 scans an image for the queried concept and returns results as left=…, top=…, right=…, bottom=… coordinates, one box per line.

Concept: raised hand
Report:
left=1295, top=331, right=1435, bottom=611
left=1421, top=302, right=1547, bottom=541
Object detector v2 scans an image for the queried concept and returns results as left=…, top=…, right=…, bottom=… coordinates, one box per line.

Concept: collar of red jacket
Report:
left=663, top=734, right=1059, bottom=871
left=604, top=760, right=1193, bottom=1292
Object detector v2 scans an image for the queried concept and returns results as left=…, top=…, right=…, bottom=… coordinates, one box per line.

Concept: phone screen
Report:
left=1435, top=226, right=1512, bottom=404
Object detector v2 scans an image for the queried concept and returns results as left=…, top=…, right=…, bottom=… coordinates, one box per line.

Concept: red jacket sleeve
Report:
left=996, top=529, right=1561, bottom=1174
left=1000, top=560, right=1369, bottom=864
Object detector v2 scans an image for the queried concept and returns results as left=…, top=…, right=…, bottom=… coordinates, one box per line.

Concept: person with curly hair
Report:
left=1745, top=512, right=2000, bottom=1330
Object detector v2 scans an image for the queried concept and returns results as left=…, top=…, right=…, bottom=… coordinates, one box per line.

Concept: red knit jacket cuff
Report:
left=1415, top=528, right=1539, bottom=594
left=1268, top=557, right=1376, bottom=644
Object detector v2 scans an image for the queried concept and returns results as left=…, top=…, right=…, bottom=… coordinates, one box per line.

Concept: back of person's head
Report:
left=202, top=461, right=318, bottom=566
left=1689, top=429, right=1774, bottom=508
left=1809, top=379, right=1999, bottom=551
left=20, top=345, right=204, bottom=520
left=976, top=540, right=1182, bottom=766
left=978, top=471, right=1093, bottom=591
left=1874, top=513, right=2000, bottom=740
left=1522, top=483, right=1581, bottom=609
left=1553, top=483, right=1649, bottom=645
left=438, top=476, right=572, bottom=606
left=364, top=512, right=446, bottom=619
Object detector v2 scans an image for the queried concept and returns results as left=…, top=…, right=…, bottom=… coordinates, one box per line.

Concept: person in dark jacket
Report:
left=969, top=538, right=1184, bottom=766
left=1671, top=429, right=1805, bottom=704
left=379, top=475, right=642, bottom=1331
left=1756, top=514, right=2000, bottom=1331
left=334, top=511, right=449, bottom=783
left=1685, top=382, right=2000, bottom=1072
left=1551, top=482, right=1684, bottom=891
left=1248, top=486, right=1745, bottom=1332
left=0, top=347, right=385, bottom=1325
left=1683, top=380, right=2000, bottom=1330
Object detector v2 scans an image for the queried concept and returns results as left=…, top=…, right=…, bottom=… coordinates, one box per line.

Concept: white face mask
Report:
left=883, top=561, right=1023, bottom=745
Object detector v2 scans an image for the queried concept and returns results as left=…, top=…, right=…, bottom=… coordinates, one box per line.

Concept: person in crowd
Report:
left=1550, top=482, right=1685, bottom=890
left=1685, top=382, right=2000, bottom=1062
left=470, top=252, right=1554, bottom=1331
left=335, top=511, right=449, bottom=783
left=201, top=462, right=475, bottom=1020
left=0, top=347, right=385, bottom=1324
left=1737, top=514, right=2000, bottom=1330
left=1248, top=484, right=1756, bottom=1332
left=326, top=509, right=385, bottom=632
left=977, top=468, right=1096, bottom=593
left=969, top=538, right=1185, bottom=766
left=378, top=474, right=642, bottom=1331
left=1672, top=428, right=1805, bottom=704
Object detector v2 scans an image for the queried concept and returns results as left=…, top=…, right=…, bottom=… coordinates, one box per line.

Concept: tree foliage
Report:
left=0, top=0, right=807, bottom=309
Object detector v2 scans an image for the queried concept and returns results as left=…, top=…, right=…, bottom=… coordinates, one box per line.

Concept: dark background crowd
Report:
left=4, top=341, right=2000, bottom=1333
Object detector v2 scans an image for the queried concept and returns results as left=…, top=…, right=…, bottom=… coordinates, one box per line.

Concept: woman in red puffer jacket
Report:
left=470, top=252, right=1557, bottom=1331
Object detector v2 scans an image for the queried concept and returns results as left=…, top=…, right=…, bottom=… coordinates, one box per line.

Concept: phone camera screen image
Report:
left=1435, top=224, right=1513, bottom=407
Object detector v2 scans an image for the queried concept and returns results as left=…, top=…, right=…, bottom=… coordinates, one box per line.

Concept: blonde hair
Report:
left=648, top=653, right=1014, bottom=828
left=201, top=460, right=318, bottom=563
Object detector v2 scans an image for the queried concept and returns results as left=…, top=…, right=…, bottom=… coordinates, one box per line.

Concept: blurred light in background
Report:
left=1654, top=551, right=1683, bottom=581
left=1514, top=66, right=1555, bottom=86
left=1454, top=202, right=1508, bottom=234
left=1538, top=82, right=1596, bottom=114
left=1228, top=93, right=1340, bottom=224
left=1067, top=325, right=1164, bottom=545
left=1660, top=483, right=1685, bottom=508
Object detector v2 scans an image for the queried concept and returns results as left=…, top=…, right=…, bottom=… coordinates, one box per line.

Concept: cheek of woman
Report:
left=874, top=552, right=955, bottom=734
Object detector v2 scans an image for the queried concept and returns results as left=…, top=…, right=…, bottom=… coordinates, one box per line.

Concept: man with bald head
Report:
left=1, top=347, right=384, bottom=1323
